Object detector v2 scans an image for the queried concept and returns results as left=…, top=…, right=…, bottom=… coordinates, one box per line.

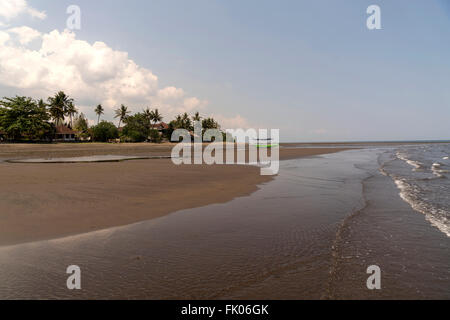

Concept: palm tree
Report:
left=182, top=112, right=191, bottom=130
left=38, top=99, right=46, bottom=110
left=150, top=108, right=163, bottom=126
left=66, top=102, right=78, bottom=128
left=202, top=117, right=219, bottom=129
left=95, top=104, right=104, bottom=124
left=175, top=114, right=182, bottom=127
left=171, top=112, right=193, bottom=131
left=114, top=104, right=130, bottom=128
left=47, top=91, right=73, bottom=125
left=192, top=111, right=201, bottom=122
left=143, top=108, right=152, bottom=128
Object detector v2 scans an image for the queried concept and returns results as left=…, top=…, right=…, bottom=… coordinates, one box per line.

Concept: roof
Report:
left=151, top=122, right=169, bottom=130
left=55, top=125, right=76, bottom=135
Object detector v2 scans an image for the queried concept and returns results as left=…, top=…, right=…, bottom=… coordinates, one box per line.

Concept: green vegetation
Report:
left=150, top=109, right=163, bottom=126
left=73, top=113, right=90, bottom=140
left=47, top=91, right=73, bottom=126
left=66, top=102, right=78, bottom=128
left=0, top=91, right=226, bottom=143
left=95, top=104, right=104, bottom=124
left=121, top=113, right=150, bottom=142
left=114, top=104, right=130, bottom=129
left=91, top=121, right=119, bottom=142
left=0, top=96, right=54, bottom=141
left=168, top=112, right=193, bottom=137
left=149, top=128, right=162, bottom=143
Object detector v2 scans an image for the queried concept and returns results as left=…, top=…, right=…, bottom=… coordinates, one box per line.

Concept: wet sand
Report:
left=0, top=142, right=351, bottom=161
left=2, top=148, right=447, bottom=299
left=0, top=143, right=350, bottom=246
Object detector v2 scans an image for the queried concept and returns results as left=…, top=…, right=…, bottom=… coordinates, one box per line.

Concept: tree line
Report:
left=0, top=91, right=223, bottom=143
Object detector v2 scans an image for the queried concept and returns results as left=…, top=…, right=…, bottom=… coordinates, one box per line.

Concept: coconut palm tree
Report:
left=38, top=99, right=47, bottom=110
left=150, top=108, right=163, bottom=126
left=175, top=114, right=182, bottom=127
left=95, top=104, right=104, bottom=124
left=114, top=104, right=130, bottom=128
left=66, top=102, right=78, bottom=128
left=182, top=112, right=192, bottom=130
left=47, top=91, right=73, bottom=125
left=202, top=117, right=219, bottom=129
left=143, top=108, right=152, bottom=128
left=192, top=111, right=201, bottom=122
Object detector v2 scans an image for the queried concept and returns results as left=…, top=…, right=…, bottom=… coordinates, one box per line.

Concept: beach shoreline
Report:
left=0, top=145, right=448, bottom=299
left=0, top=143, right=351, bottom=246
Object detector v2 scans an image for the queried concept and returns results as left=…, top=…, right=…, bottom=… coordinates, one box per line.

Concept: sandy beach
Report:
left=1, top=145, right=448, bottom=300
left=0, top=143, right=350, bottom=246
left=0, top=143, right=449, bottom=300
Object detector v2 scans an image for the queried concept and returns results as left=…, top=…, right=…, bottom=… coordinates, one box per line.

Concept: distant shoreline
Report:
left=283, top=140, right=450, bottom=145
left=1, top=140, right=448, bottom=161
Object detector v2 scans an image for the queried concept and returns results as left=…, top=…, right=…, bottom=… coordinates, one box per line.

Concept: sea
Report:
left=380, top=143, right=450, bottom=237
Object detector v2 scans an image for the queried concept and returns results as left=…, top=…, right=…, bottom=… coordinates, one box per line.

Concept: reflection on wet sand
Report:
left=6, top=155, right=171, bottom=163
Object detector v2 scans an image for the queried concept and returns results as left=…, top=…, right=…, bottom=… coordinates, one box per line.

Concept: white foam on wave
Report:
left=431, top=162, right=448, bottom=178
left=443, top=157, right=449, bottom=160
left=394, top=179, right=450, bottom=237
left=432, top=162, right=441, bottom=167
left=396, top=152, right=423, bottom=171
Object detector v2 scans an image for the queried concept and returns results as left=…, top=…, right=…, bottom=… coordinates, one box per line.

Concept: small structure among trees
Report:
left=54, top=125, right=77, bottom=142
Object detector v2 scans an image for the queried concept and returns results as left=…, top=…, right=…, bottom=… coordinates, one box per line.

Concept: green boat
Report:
left=251, top=138, right=279, bottom=148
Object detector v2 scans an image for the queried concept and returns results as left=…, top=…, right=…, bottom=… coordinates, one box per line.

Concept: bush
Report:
left=91, top=121, right=119, bottom=142
left=121, top=113, right=150, bottom=142
left=149, top=129, right=162, bottom=143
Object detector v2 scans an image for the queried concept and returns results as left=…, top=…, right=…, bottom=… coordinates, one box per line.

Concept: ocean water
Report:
left=380, top=144, right=450, bottom=237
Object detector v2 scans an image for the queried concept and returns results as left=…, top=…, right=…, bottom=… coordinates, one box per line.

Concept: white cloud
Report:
left=26, top=6, right=46, bottom=20
left=181, top=97, right=208, bottom=113
left=0, top=30, right=10, bottom=44
left=0, top=27, right=212, bottom=123
left=0, top=0, right=46, bottom=21
left=0, top=3, right=250, bottom=127
left=157, top=86, right=185, bottom=100
left=8, top=26, right=41, bottom=44
left=214, top=114, right=252, bottom=129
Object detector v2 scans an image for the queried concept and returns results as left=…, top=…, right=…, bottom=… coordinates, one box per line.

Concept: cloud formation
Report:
left=0, top=28, right=209, bottom=121
left=7, top=26, right=41, bottom=44
left=0, top=0, right=46, bottom=21
left=0, top=2, right=251, bottom=129
left=214, top=114, right=252, bottom=130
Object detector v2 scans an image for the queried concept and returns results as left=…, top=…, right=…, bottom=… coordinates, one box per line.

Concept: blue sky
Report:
left=0, top=0, right=449, bottom=142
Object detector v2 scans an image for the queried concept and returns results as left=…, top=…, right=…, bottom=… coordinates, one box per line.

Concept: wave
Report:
left=394, top=179, right=449, bottom=237
left=396, top=152, right=423, bottom=171
left=431, top=162, right=449, bottom=178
